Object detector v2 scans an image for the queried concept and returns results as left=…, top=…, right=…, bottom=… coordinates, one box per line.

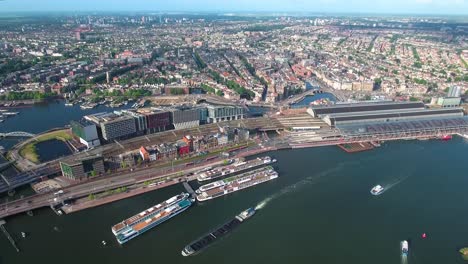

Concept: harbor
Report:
left=2, top=139, right=468, bottom=264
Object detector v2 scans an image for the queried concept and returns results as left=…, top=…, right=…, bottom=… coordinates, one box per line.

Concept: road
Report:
left=0, top=142, right=276, bottom=219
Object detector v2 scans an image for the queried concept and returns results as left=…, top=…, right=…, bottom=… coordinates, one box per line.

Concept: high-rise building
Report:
left=75, top=31, right=81, bottom=41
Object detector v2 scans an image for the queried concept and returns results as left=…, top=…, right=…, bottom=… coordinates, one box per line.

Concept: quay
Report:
left=0, top=219, right=20, bottom=252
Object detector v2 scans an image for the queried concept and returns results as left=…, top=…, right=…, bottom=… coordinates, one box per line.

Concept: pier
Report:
left=0, top=219, right=20, bottom=252
left=182, top=181, right=196, bottom=197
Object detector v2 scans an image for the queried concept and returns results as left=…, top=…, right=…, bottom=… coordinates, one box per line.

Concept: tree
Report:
left=89, top=170, right=97, bottom=177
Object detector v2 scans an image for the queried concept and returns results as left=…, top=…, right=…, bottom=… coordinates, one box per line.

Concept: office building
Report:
left=207, top=105, right=244, bottom=123
left=60, top=155, right=105, bottom=180
left=70, top=119, right=101, bottom=148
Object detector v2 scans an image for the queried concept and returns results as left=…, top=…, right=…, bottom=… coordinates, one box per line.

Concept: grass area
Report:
left=19, top=129, right=72, bottom=164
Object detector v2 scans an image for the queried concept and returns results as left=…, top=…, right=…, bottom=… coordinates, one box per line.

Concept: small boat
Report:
left=401, top=240, right=409, bottom=256
left=102, top=240, right=107, bottom=246
left=370, top=185, right=384, bottom=195
left=441, top=135, right=452, bottom=141
left=21, top=232, right=26, bottom=238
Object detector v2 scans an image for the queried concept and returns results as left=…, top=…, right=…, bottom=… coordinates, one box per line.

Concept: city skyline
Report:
left=0, top=0, right=468, bottom=15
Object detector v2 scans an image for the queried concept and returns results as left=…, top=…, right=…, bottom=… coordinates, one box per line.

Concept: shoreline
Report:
left=60, top=146, right=277, bottom=214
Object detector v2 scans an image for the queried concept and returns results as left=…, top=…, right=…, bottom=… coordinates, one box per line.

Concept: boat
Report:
left=181, top=207, right=256, bottom=256
left=441, top=135, right=452, bottom=141
left=370, top=185, right=384, bottom=195
left=111, top=193, right=193, bottom=244
left=102, top=240, right=107, bottom=246
left=197, top=156, right=277, bottom=182
left=401, top=240, right=409, bottom=256
left=196, top=166, right=279, bottom=202
left=21, top=232, right=26, bottom=238
left=2, top=112, right=19, bottom=116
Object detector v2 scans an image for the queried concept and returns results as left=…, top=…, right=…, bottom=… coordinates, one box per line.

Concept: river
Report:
left=1, top=102, right=468, bottom=264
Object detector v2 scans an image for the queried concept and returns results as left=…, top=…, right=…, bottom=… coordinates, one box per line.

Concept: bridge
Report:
left=0, top=131, right=36, bottom=138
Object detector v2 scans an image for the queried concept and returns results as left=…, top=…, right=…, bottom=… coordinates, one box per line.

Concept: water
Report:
left=0, top=100, right=132, bottom=150
left=291, top=92, right=336, bottom=108
left=34, top=140, right=71, bottom=163
left=1, top=102, right=468, bottom=264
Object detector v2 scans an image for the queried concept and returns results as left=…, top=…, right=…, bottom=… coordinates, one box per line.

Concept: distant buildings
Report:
left=138, top=126, right=250, bottom=162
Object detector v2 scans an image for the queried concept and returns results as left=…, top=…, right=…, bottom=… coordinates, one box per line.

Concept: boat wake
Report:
left=255, top=162, right=349, bottom=210
left=381, top=173, right=411, bottom=193
left=401, top=255, right=408, bottom=264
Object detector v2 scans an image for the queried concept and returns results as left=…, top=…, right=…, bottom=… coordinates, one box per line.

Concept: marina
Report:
left=196, top=166, right=279, bottom=202
left=197, top=156, right=276, bottom=182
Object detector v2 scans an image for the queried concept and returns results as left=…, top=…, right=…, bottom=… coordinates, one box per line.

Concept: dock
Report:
left=338, top=142, right=374, bottom=153
left=0, top=219, right=20, bottom=252
left=182, top=181, right=196, bottom=197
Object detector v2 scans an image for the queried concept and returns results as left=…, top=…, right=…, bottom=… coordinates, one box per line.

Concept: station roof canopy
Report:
left=337, top=116, right=468, bottom=137
left=327, top=108, right=463, bottom=125
left=309, top=101, right=425, bottom=117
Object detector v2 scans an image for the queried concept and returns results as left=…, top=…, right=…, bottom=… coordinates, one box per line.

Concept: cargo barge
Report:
left=196, top=166, right=278, bottom=202
left=111, top=193, right=193, bottom=244
left=181, top=207, right=256, bottom=256
left=197, top=156, right=276, bottom=182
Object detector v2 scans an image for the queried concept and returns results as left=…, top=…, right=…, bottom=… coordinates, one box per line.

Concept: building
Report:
left=207, top=105, right=244, bottom=123
left=142, top=110, right=171, bottom=133
left=215, top=133, right=228, bottom=145
left=139, top=146, right=149, bottom=161
left=176, top=140, right=190, bottom=156
left=120, top=110, right=147, bottom=134
left=171, top=107, right=200, bottom=130
left=70, top=119, right=100, bottom=148
left=447, top=86, right=461, bottom=98
left=75, top=31, right=81, bottom=41
left=60, top=155, right=105, bottom=180
left=308, top=101, right=463, bottom=127
left=85, top=112, right=137, bottom=141
left=156, top=144, right=177, bottom=160
left=437, top=97, right=462, bottom=108
left=307, top=101, right=425, bottom=118
left=198, top=107, right=208, bottom=124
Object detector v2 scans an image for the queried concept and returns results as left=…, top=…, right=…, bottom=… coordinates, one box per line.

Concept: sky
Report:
left=0, top=0, right=467, bottom=15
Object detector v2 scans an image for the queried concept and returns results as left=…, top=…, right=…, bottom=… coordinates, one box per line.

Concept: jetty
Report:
left=0, top=219, right=20, bottom=252
left=182, top=181, right=195, bottom=197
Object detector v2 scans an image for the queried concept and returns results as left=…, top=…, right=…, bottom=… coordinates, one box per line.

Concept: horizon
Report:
left=0, top=0, right=467, bottom=16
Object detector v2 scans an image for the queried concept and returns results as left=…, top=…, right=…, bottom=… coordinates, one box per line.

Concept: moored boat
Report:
left=196, top=166, right=278, bottom=202
left=197, top=156, right=276, bottom=182
left=111, top=193, right=193, bottom=244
